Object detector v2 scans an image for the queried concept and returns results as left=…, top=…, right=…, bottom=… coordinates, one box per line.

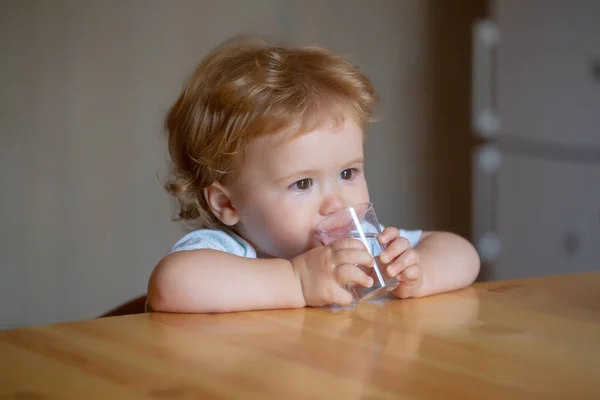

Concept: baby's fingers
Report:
left=335, top=264, right=374, bottom=288
left=329, top=285, right=355, bottom=306
left=330, top=237, right=369, bottom=251
left=400, top=265, right=422, bottom=286
left=334, top=248, right=374, bottom=269
left=380, top=237, right=412, bottom=265
left=387, top=248, right=419, bottom=276
left=378, top=227, right=400, bottom=245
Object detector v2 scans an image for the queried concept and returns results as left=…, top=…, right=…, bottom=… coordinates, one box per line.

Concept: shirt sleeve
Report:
left=399, top=229, right=423, bottom=248
left=169, top=229, right=256, bottom=257
left=378, top=223, right=422, bottom=248
left=146, top=229, right=251, bottom=313
left=171, top=230, right=228, bottom=252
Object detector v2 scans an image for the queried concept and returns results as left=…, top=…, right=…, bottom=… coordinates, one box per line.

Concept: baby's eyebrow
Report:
left=274, top=157, right=364, bottom=183
left=344, top=157, right=364, bottom=166
left=275, top=169, right=318, bottom=183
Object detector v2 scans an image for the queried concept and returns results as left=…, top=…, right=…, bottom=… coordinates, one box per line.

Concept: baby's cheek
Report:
left=268, top=223, right=309, bottom=259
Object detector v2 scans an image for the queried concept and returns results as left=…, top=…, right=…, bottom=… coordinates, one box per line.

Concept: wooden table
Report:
left=2, top=273, right=600, bottom=399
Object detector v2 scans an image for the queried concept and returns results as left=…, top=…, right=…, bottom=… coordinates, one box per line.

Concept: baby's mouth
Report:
left=313, top=225, right=354, bottom=245
left=325, top=226, right=354, bottom=237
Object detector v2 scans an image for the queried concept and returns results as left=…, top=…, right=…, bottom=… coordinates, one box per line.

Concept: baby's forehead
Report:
left=267, top=115, right=364, bottom=145
left=246, top=118, right=365, bottom=166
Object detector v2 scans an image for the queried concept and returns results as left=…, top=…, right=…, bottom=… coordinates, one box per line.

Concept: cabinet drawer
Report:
left=494, top=0, right=600, bottom=147
left=492, top=153, right=600, bottom=280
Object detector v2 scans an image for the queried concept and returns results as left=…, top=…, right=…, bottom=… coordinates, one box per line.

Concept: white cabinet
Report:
left=494, top=153, right=600, bottom=280
left=473, top=1, right=600, bottom=281
left=495, top=0, right=600, bottom=147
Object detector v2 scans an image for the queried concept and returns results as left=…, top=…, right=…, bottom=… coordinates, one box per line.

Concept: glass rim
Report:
left=315, top=202, right=374, bottom=234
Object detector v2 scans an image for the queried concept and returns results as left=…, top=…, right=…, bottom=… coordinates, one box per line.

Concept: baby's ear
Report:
left=204, top=182, right=239, bottom=226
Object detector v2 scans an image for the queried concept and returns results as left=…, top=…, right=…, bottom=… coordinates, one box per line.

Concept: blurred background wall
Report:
left=6, top=0, right=598, bottom=329
left=1, top=0, right=484, bottom=329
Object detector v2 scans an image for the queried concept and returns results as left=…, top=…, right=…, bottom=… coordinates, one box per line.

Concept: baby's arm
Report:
left=148, top=250, right=305, bottom=313
left=399, top=231, right=480, bottom=298
left=148, top=238, right=375, bottom=313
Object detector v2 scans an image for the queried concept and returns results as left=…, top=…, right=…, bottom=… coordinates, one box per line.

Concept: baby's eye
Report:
left=291, top=178, right=313, bottom=191
left=340, top=168, right=359, bottom=180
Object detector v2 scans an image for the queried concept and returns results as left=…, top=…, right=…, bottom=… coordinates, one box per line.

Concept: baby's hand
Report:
left=291, top=239, right=374, bottom=307
left=378, top=227, right=423, bottom=298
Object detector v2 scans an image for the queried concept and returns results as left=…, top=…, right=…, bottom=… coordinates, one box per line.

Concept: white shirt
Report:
left=170, top=227, right=423, bottom=255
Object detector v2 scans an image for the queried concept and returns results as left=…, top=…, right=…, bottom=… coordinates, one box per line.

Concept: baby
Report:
left=148, top=36, right=480, bottom=313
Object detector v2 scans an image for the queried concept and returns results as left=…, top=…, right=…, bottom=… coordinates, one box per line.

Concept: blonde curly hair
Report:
left=164, top=35, right=378, bottom=228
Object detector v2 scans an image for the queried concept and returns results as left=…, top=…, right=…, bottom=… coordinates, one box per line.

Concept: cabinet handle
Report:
left=591, top=59, right=600, bottom=82
left=473, top=144, right=502, bottom=262
left=562, top=230, right=581, bottom=258
left=472, top=19, right=500, bottom=138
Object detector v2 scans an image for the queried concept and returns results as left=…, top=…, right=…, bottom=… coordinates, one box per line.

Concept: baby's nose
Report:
left=319, top=193, right=347, bottom=216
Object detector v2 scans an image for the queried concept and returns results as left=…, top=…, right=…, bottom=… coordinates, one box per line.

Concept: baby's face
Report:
left=225, top=117, right=370, bottom=259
